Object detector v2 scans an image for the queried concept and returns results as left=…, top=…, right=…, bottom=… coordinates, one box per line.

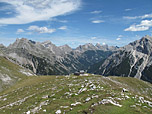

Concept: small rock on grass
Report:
left=55, top=109, right=61, bottom=114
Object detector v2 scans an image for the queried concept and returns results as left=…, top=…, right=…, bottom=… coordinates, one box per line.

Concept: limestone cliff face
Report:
left=90, top=36, right=152, bottom=83
left=4, top=38, right=114, bottom=75
left=1, top=36, right=152, bottom=83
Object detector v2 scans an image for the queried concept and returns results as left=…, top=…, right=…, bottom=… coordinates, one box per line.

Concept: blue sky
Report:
left=0, top=0, right=152, bottom=48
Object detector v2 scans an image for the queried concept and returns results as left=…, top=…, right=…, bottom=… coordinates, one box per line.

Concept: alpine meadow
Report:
left=0, top=0, right=152, bottom=114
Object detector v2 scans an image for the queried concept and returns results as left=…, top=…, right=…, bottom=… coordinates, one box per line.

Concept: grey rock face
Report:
left=6, top=38, right=67, bottom=75
left=3, top=38, right=114, bottom=75
left=1, top=36, right=152, bottom=83
left=75, top=43, right=118, bottom=52
left=59, top=44, right=72, bottom=54
left=95, top=43, right=118, bottom=51
left=76, top=43, right=97, bottom=52
left=0, top=44, right=6, bottom=56
left=93, top=35, right=152, bottom=83
left=0, top=44, right=5, bottom=48
left=41, top=41, right=64, bottom=56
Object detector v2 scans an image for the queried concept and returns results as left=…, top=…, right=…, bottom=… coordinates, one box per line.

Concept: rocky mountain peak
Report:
left=143, top=35, right=152, bottom=40
left=0, top=44, right=5, bottom=48
left=41, top=40, right=53, bottom=48
left=59, top=44, right=70, bottom=48
left=41, top=40, right=67, bottom=56
left=1, top=36, right=152, bottom=83
left=16, top=38, right=30, bottom=44
left=95, top=43, right=101, bottom=48
left=125, top=35, right=152, bottom=55
left=8, top=38, right=33, bottom=49
left=59, top=44, right=72, bottom=53
left=95, top=43, right=118, bottom=51
left=90, top=35, right=152, bottom=83
left=76, top=43, right=97, bottom=52
left=0, top=44, right=5, bottom=56
left=97, top=44, right=108, bottom=50
left=29, top=40, right=36, bottom=44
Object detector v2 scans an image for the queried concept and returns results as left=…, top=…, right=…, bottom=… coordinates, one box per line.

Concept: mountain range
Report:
left=0, top=35, right=152, bottom=83
left=88, top=35, right=152, bottom=83
left=1, top=38, right=115, bottom=75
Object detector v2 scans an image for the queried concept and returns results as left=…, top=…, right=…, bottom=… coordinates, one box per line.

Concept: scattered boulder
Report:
left=91, top=95, right=99, bottom=99
left=26, top=111, right=31, bottom=114
left=130, top=105, right=136, bottom=108
left=43, top=109, right=46, bottom=112
left=91, top=103, right=98, bottom=107
left=125, top=95, right=130, bottom=99
left=42, top=95, right=50, bottom=99
left=139, top=97, right=144, bottom=103
left=99, top=99, right=122, bottom=107
left=55, top=109, right=61, bottom=114
left=122, top=88, right=128, bottom=92
left=3, top=98, right=7, bottom=101
left=71, top=102, right=81, bottom=106
left=60, top=106, right=69, bottom=108
left=85, top=97, right=91, bottom=102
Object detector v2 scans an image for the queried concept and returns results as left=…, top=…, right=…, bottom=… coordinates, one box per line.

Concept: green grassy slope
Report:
left=0, top=75, right=151, bottom=114
left=0, top=56, right=34, bottom=92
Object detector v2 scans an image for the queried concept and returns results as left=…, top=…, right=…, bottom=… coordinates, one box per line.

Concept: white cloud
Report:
left=140, top=20, right=152, bottom=26
left=123, top=13, right=152, bottom=20
left=27, top=26, right=56, bottom=34
left=102, top=42, right=106, bottom=45
left=124, top=20, right=152, bottom=31
left=58, top=26, right=67, bottom=30
left=91, top=10, right=102, bottom=14
left=118, top=35, right=123, bottom=37
left=16, top=29, right=24, bottom=34
left=0, top=0, right=81, bottom=24
left=91, top=37, right=97, bottom=40
left=116, top=35, right=123, bottom=40
left=124, top=25, right=149, bottom=31
left=92, top=20, right=104, bottom=23
left=116, top=38, right=121, bottom=40
left=125, top=9, right=132, bottom=11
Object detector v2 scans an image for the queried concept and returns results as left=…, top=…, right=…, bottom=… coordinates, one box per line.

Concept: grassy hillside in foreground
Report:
left=0, top=75, right=152, bottom=114
left=0, top=56, right=34, bottom=92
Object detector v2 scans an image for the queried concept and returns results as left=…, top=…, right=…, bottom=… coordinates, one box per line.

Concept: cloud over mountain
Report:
left=58, top=26, right=67, bottom=30
left=92, top=20, right=104, bottom=23
left=0, top=0, right=81, bottom=24
left=28, top=26, right=56, bottom=34
left=16, top=29, right=24, bottom=34
left=124, top=20, right=152, bottom=31
left=91, top=10, right=102, bottom=14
